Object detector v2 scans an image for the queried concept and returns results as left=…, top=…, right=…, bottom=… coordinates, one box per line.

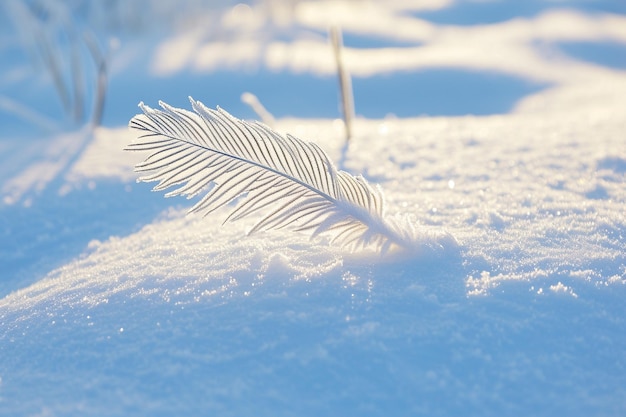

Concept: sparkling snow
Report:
left=1, top=1, right=625, bottom=416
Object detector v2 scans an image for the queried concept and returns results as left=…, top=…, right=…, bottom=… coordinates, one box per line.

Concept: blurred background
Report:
left=1, top=0, right=624, bottom=136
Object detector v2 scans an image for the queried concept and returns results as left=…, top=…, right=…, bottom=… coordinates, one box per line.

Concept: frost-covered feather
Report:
left=127, top=97, right=416, bottom=252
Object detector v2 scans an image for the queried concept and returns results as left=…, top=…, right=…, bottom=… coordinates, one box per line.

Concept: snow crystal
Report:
left=549, top=282, right=578, bottom=298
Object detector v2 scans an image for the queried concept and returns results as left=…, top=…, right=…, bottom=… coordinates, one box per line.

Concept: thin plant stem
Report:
left=330, top=26, right=354, bottom=142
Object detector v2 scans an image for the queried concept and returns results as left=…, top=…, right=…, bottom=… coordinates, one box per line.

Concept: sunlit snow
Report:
left=1, top=1, right=625, bottom=416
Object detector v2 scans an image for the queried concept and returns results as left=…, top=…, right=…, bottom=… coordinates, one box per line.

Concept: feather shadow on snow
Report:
left=126, top=97, right=457, bottom=255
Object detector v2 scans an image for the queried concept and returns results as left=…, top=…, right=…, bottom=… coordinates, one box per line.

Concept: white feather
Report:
left=127, top=97, right=415, bottom=252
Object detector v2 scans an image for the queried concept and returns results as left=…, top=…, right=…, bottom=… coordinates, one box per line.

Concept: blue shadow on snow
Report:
left=415, top=0, right=626, bottom=26
left=104, top=68, right=547, bottom=125
left=557, top=41, right=626, bottom=70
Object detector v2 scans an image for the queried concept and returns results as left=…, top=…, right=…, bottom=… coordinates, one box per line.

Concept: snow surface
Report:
left=1, top=1, right=625, bottom=416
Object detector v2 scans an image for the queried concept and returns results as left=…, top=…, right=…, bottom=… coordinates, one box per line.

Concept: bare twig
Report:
left=5, top=1, right=109, bottom=129
left=70, top=32, right=84, bottom=123
left=84, top=32, right=108, bottom=127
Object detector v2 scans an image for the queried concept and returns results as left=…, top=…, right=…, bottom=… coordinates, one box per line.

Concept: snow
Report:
left=1, top=1, right=625, bottom=416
